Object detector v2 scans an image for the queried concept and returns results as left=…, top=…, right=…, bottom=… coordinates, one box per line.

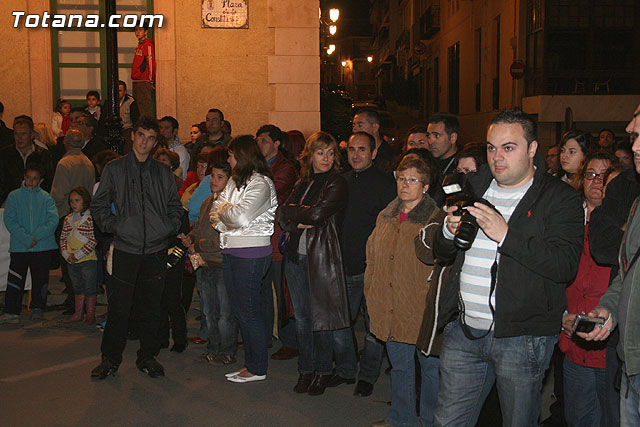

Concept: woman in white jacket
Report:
left=210, top=135, right=278, bottom=383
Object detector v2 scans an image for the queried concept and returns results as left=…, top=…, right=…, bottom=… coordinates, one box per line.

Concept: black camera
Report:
left=442, top=173, right=498, bottom=251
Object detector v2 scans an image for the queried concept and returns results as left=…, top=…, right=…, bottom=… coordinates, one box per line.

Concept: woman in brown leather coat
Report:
left=280, top=131, right=350, bottom=396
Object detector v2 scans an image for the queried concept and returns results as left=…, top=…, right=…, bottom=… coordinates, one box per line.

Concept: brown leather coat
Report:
left=281, top=172, right=350, bottom=331
left=365, top=194, right=444, bottom=347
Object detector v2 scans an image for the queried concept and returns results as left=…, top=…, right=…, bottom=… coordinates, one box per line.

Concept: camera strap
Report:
left=459, top=260, right=497, bottom=341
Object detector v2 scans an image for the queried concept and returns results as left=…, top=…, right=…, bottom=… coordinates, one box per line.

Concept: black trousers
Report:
left=158, top=262, right=187, bottom=346
left=101, top=248, right=166, bottom=364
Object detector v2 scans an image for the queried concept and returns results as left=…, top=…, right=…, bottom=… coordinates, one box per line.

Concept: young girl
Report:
left=52, top=98, right=71, bottom=138
left=60, top=187, right=99, bottom=323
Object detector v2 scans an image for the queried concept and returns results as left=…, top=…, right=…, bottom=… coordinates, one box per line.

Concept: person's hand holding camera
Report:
left=562, top=313, right=577, bottom=338
left=446, top=205, right=463, bottom=234
left=577, top=307, right=613, bottom=341
left=466, top=202, right=509, bottom=243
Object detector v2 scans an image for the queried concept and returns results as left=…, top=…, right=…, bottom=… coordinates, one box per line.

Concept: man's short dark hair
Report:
left=86, top=90, right=101, bottom=101
left=600, top=128, right=615, bottom=138
left=207, top=108, right=224, bottom=122
left=134, top=116, right=160, bottom=135
left=256, top=124, right=283, bottom=144
left=349, top=131, right=376, bottom=152
left=160, top=116, right=179, bottom=131
left=25, top=161, right=45, bottom=179
left=118, top=80, right=127, bottom=90
left=489, top=108, right=537, bottom=145
left=428, top=113, right=460, bottom=137
left=13, top=115, right=34, bottom=131
left=408, top=124, right=428, bottom=136
left=355, top=108, right=380, bottom=125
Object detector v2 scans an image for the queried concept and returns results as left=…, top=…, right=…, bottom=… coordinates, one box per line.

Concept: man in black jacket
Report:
left=0, top=101, right=13, bottom=149
left=0, top=116, right=54, bottom=206
left=433, top=109, right=584, bottom=426
left=90, top=117, right=183, bottom=379
left=326, top=132, right=396, bottom=397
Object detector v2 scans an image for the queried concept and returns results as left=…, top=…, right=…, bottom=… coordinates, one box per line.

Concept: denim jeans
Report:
left=621, top=363, right=640, bottom=426
left=101, top=249, right=166, bottom=364
left=332, top=273, right=384, bottom=382
left=223, top=254, right=271, bottom=376
left=68, top=260, right=98, bottom=297
left=604, top=346, right=621, bottom=427
left=563, top=357, right=606, bottom=427
left=4, top=251, right=51, bottom=315
left=197, top=265, right=237, bottom=356
left=434, top=319, right=557, bottom=427
left=285, top=254, right=333, bottom=375
left=386, top=340, right=440, bottom=427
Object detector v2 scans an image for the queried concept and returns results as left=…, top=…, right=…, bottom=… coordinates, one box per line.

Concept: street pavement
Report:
left=0, top=272, right=391, bottom=427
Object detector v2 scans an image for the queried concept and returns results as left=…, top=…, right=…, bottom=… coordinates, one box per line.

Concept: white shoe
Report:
left=226, top=374, right=266, bottom=383
left=225, top=368, right=247, bottom=378
left=0, top=313, right=20, bottom=324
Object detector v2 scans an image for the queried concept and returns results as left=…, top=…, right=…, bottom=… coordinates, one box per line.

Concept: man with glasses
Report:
left=582, top=104, right=640, bottom=425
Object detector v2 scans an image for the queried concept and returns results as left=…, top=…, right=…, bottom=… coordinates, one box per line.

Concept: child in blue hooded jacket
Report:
left=1, top=163, right=58, bottom=323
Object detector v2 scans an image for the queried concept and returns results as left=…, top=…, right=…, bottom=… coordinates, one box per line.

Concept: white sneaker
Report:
left=0, top=313, right=20, bottom=324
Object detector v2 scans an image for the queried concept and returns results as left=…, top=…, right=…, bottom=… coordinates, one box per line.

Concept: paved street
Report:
left=0, top=273, right=391, bottom=427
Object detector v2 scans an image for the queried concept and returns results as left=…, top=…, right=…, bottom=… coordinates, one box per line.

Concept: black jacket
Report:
left=341, top=166, right=396, bottom=275
left=434, top=158, right=584, bottom=337
left=589, top=167, right=640, bottom=267
left=0, top=120, right=13, bottom=150
left=90, top=151, right=183, bottom=254
left=0, top=144, right=54, bottom=206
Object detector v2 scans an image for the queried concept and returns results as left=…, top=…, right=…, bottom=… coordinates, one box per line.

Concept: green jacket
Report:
left=598, top=196, right=640, bottom=376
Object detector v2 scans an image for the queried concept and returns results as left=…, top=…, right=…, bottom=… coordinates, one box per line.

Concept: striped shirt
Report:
left=445, top=177, right=533, bottom=330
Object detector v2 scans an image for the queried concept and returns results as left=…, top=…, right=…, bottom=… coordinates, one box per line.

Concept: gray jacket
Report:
left=598, top=196, right=640, bottom=376
left=91, top=151, right=183, bottom=254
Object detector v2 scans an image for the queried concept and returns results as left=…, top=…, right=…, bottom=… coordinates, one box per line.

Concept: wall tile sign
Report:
left=202, top=0, right=248, bottom=28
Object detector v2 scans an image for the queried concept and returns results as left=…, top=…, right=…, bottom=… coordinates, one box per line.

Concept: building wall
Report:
left=1, top=0, right=320, bottom=141
left=0, top=0, right=33, bottom=126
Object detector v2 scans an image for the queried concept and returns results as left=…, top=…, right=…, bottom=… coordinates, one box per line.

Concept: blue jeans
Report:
left=563, top=357, right=606, bottom=427
left=386, top=340, right=439, bottom=427
left=264, top=260, right=297, bottom=348
left=604, top=346, right=621, bottom=427
left=223, top=254, right=271, bottom=376
left=196, top=266, right=237, bottom=356
left=285, top=254, right=333, bottom=375
left=434, top=319, right=557, bottom=427
left=332, top=273, right=385, bottom=383
left=68, top=260, right=98, bottom=297
left=621, top=363, right=640, bottom=426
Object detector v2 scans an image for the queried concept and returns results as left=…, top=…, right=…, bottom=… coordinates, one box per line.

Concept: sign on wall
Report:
left=202, top=0, right=248, bottom=28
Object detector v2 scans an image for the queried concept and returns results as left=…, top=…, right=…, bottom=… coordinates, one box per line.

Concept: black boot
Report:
left=91, top=357, right=119, bottom=380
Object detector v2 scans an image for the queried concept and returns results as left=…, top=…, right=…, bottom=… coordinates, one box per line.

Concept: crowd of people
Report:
left=1, top=95, right=640, bottom=427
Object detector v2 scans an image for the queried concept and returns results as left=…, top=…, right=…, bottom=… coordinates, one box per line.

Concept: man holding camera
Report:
left=433, top=109, right=584, bottom=426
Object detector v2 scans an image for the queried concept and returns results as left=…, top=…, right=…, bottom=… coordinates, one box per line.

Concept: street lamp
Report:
left=327, top=44, right=336, bottom=55
left=329, top=8, right=340, bottom=23
left=341, top=60, right=347, bottom=67
left=367, top=56, right=373, bottom=63
left=329, top=25, right=337, bottom=35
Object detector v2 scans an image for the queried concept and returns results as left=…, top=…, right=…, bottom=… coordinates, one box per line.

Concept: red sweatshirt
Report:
left=132, top=38, right=155, bottom=83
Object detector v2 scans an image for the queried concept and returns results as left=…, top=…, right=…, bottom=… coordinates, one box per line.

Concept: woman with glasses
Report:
left=560, top=150, right=619, bottom=427
left=365, top=154, right=445, bottom=427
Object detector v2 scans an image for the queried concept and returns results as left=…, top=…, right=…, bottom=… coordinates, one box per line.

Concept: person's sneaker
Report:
left=91, top=358, right=119, bottom=380
left=29, top=309, right=43, bottom=321
left=0, top=313, right=20, bottom=324
left=136, top=357, right=165, bottom=378
left=210, top=354, right=236, bottom=366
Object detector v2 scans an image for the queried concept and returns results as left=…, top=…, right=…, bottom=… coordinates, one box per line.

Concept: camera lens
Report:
left=454, top=210, right=480, bottom=250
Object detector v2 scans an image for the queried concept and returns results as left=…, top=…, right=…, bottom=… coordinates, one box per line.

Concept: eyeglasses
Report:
left=583, top=172, right=605, bottom=181
left=396, top=176, right=423, bottom=185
